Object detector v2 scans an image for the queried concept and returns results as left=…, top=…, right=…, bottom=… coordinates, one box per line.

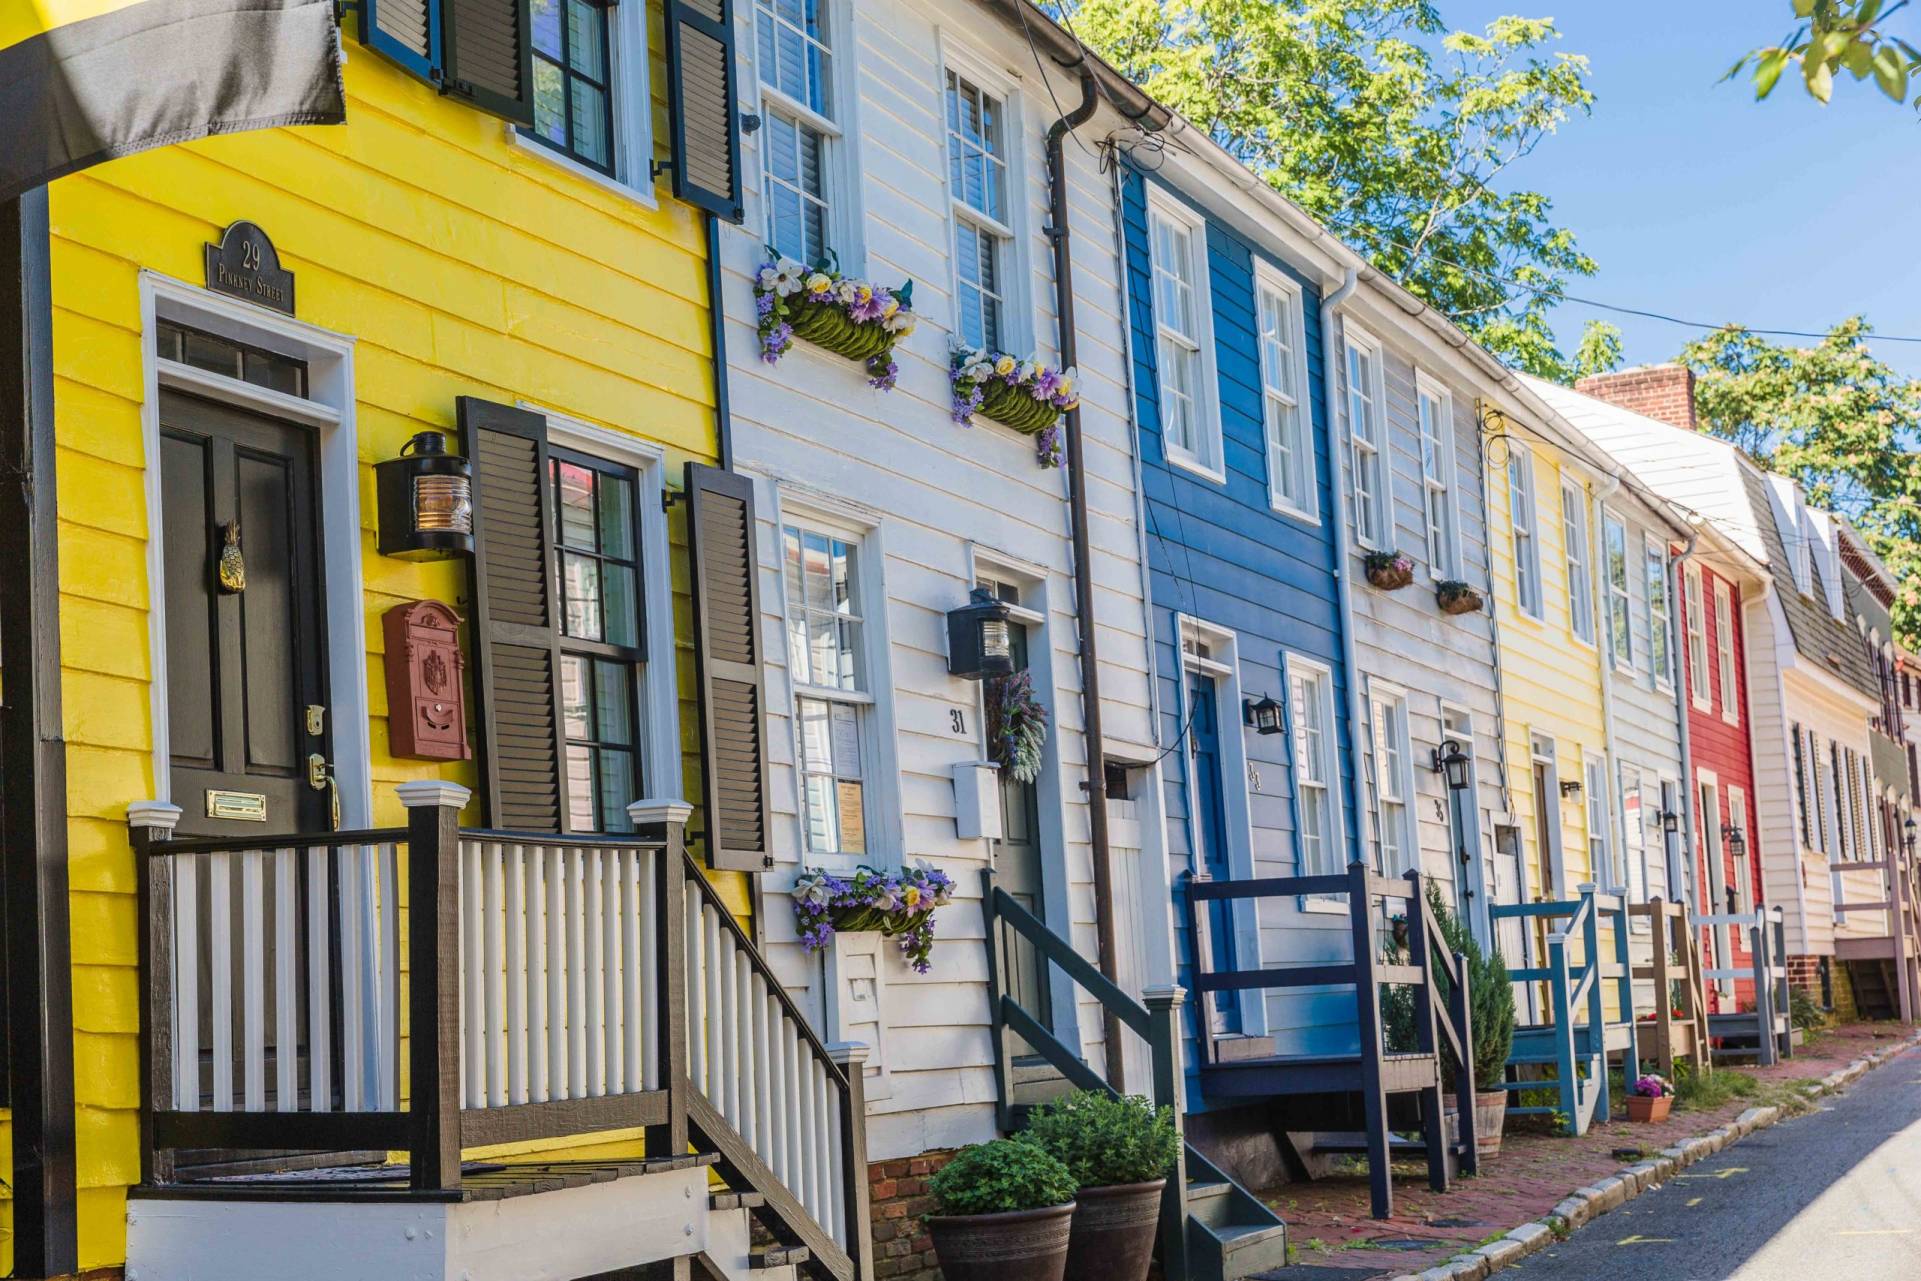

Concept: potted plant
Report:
left=1436, top=580, right=1484, bottom=616
left=926, top=1139, right=1079, bottom=1281
left=1422, top=885, right=1516, bottom=1156
left=1022, top=1092, right=1178, bottom=1281
left=1627, top=1074, right=1674, bottom=1122
left=951, top=346, right=1080, bottom=467
left=1363, top=549, right=1415, bottom=591
left=754, top=256, right=916, bottom=389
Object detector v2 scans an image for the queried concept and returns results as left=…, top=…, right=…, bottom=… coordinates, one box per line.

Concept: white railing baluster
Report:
left=825, top=1067, right=844, bottom=1246
left=209, top=850, right=234, bottom=1112
left=305, top=845, right=331, bottom=1111
left=506, top=842, right=529, bottom=1105
left=567, top=846, right=588, bottom=1099
left=706, top=908, right=727, bottom=1112
left=173, top=853, right=200, bottom=1111
left=460, top=838, right=484, bottom=1108
left=484, top=840, right=507, bottom=1108
left=378, top=842, right=401, bottom=1110
left=340, top=846, right=367, bottom=1111
left=540, top=842, right=561, bottom=1103
left=797, top=1023, right=818, bottom=1221
left=604, top=848, right=624, bottom=1095
left=687, top=891, right=706, bottom=1094
left=736, top=951, right=756, bottom=1148
left=762, top=978, right=784, bottom=1183
left=274, top=848, right=298, bottom=1112
left=241, top=848, right=266, bottom=1112
left=585, top=847, right=606, bottom=1096
left=624, top=848, right=646, bottom=1093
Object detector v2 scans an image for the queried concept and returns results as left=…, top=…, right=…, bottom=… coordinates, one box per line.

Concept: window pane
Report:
left=567, top=0, right=606, bottom=78
left=533, top=0, right=563, bottom=58
left=561, top=655, right=592, bottom=740
left=571, top=81, right=610, bottom=168
left=565, top=745, right=596, bottom=831
left=802, top=530, right=833, bottom=611
left=562, top=552, right=602, bottom=640
left=597, top=472, right=635, bottom=559
left=555, top=462, right=596, bottom=548
left=594, top=658, right=633, bottom=744
left=767, top=112, right=800, bottom=182
left=596, top=748, right=635, bottom=830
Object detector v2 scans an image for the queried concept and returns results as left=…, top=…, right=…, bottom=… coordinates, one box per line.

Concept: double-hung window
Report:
left=1148, top=194, right=1218, bottom=474
left=757, top=0, right=835, bottom=265
left=552, top=449, right=647, bottom=831
left=946, top=69, right=1012, bottom=353
left=1417, top=373, right=1457, bottom=577
left=1257, top=266, right=1315, bottom=518
left=1586, top=754, right=1615, bottom=889
left=1508, top=444, right=1543, bottom=618
left=784, top=521, right=870, bottom=857
left=1345, top=329, right=1389, bottom=547
left=529, top=0, right=617, bottom=173
left=1367, top=685, right=1415, bottom=876
left=1562, top=478, right=1594, bottom=644
left=1603, top=509, right=1632, bottom=671
left=1646, top=536, right=1674, bottom=689
left=1685, top=564, right=1710, bottom=710
left=1287, top=657, right=1340, bottom=876
left=1618, top=762, right=1647, bottom=901
left=1714, top=579, right=1739, bottom=721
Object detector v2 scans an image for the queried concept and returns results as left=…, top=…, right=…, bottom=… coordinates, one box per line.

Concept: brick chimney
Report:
left=1575, top=364, right=1697, bottom=431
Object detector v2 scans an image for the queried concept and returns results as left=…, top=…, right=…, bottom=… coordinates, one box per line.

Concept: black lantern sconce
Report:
left=1659, top=808, right=1681, bottom=836
left=1431, top=739, right=1472, bottom=792
left=946, top=587, right=1015, bottom=680
left=1243, top=694, right=1285, bottom=736
left=376, top=432, right=473, bottom=560
left=1725, top=826, right=1747, bottom=861
left=1905, top=815, right=1917, bottom=856
left=1559, top=778, right=1584, bottom=800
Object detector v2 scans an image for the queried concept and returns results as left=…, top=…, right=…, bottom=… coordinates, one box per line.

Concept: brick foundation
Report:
left=868, top=1150, right=955, bottom=1281
left=1785, top=954, right=1860, bottom=1022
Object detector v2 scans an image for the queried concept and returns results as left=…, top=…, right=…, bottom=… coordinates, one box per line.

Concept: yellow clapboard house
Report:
left=0, top=4, right=860, bottom=1279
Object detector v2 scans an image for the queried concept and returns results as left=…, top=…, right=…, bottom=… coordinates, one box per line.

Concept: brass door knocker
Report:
left=217, top=520, right=247, bottom=593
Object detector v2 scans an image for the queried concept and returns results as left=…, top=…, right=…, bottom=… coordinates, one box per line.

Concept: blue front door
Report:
left=1188, top=676, right=1241, bottom=1034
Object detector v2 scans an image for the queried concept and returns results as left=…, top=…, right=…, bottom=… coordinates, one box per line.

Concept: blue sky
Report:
left=1443, top=1, right=1921, bottom=378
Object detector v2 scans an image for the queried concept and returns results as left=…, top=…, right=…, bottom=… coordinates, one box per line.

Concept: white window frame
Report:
left=1646, top=535, right=1675, bottom=692
left=1561, top=477, right=1594, bottom=646
left=1255, top=261, right=1317, bottom=522
left=938, top=45, right=1028, bottom=356
left=1729, top=784, right=1752, bottom=912
left=1343, top=323, right=1391, bottom=550
left=752, top=0, right=859, bottom=271
left=1585, top=753, right=1616, bottom=891
left=1285, top=651, right=1347, bottom=891
left=1602, top=506, right=1633, bottom=674
left=1618, top=761, right=1649, bottom=903
left=1713, top=577, right=1740, bottom=725
left=507, top=0, right=659, bottom=208
left=1366, top=679, right=1418, bottom=878
left=1146, top=187, right=1223, bottom=481
left=1685, top=563, right=1711, bottom=712
left=1508, top=442, right=1544, bottom=619
left=1699, top=769, right=1731, bottom=981
left=1415, top=370, right=1459, bottom=580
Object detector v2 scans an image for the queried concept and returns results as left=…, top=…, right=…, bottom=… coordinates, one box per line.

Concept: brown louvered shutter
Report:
left=443, top=0, right=537, bottom=126
left=686, top=463, right=770, bottom=869
left=664, top=0, right=744, bottom=222
left=360, top=0, right=438, bottom=83
left=461, top=397, right=563, bottom=832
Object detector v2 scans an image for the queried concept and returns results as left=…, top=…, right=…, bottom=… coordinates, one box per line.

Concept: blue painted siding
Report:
left=1121, top=170, right=1364, bottom=1099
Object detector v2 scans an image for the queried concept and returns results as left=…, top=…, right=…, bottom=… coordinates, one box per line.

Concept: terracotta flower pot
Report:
left=1064, top=1181, right=1164, bottom=1281
left=1626, top=1094, right=1672, bottom=1123
left=928, top=1202, right=1077, bottom=1281
left=1446, top=1090, right=1508, bottom=1157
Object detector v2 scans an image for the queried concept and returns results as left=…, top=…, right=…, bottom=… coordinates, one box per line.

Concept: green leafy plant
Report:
left=1790, top=987, right=1829, bottom=1032
left=929, top=1139, right=1077, bottom=1216
left=1420, top=885, right=1516, bottom=1089
left=1021, top=1090, right=1179, bottom=1188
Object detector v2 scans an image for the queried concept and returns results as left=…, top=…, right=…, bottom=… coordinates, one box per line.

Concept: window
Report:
left=1345, top=329, right=1389, bottom=548
left=1685, top=564, right=1710, bottom=710
left=1646, top=537, right=1674, bottom=689
left=1417, top=374, right=1458, bottom=578
left=1699, top=777, right=1730, bottom=972
left=157, top=319, right=309, bottom=396
left=784, top=521, right=869, bottom=857
left=528, top=0, right=616, bottom=173
left=757, top=0, right=834, bottom=265
left=1586, top=755, right=1615, bottom=889
left=1287, top=657, right=1340, bottom=876
left=551, top=448, right=646, bottom=832
left=1148, top=194, right=1218, bottom=475
left=1562, top=478, right=1594, bottom=644
left=1619, top=762, right=1647, bottom=902
left=1258, top=267, right=1315, bottom=518
left=1792, top=722, right=1812, bottom=847
left=1508, top=445, right=1543, bottom=618
left=1603, top=509, right=1632, bottom=671
left=1729, top=786, right=1752, bottom=912
left=946, top=69, right=1012, bottom=352
left=1714, top=579, right=1739, bottom=722
left=1367, top=686, right=1415, bottom=876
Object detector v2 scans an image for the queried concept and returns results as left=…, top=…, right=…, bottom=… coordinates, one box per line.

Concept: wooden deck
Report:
left=1198, top=1050, right=1440, bottom=1098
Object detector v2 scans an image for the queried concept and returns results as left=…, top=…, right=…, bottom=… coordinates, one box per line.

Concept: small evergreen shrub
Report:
left=1789, top=988, right=1827, bottom=1032
left=1379, top=887, right=1515, bottom=1090
left=1021, top=1090, right=1178, bottom=1187
left=929, top=1139, right=1078, bottom=1216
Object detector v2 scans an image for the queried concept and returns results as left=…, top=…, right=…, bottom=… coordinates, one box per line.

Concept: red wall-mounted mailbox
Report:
left=382, top=600, right=471, bottom=761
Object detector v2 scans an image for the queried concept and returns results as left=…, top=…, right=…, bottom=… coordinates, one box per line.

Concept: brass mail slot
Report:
left=206, top=789, right=268, bottom=822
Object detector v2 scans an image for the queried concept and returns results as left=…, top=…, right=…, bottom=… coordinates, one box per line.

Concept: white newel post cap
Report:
left=627, top=798, right=694, bottom=827
left=126, top=801, right=183, bottom=836
left=825, top=1041, right=870, bottom=1067
left=395, top=780, right=473, bottom=810
left=1142, top=984, right=1187, bottom=1009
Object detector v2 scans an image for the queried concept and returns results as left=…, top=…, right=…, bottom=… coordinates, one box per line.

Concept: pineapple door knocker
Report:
left=217, top=520, right=247, bottom=594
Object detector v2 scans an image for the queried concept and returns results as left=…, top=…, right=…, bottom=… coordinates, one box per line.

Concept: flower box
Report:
left=952, top=347, right=1079, bottom=468
left=1436, top=580, right=1485, bottom=615
left=793, top=864, right=956, bottom=973
left=1363, top=550, right=1415, bottom=591
left=756, top=257, right=915, bottom=390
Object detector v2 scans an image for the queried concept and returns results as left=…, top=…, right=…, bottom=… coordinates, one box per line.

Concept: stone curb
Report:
left=1386, top=1030, right=1921, bottom=1281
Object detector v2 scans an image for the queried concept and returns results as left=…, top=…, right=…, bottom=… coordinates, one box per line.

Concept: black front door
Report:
left=161, top=390, right=330, bottom=836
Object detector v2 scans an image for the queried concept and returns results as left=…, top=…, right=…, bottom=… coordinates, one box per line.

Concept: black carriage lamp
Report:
left=1725, top=825, right=1747, bottom=861
left=376, top=431, right=473, bottom=560
left=1559, top=778, right=1584, bottom=800
left=946, top=587, right=1015, bottom=680
left=1243, top=694, right=1285, bottom=736
left=1906, top=815, right=1917, bottom=856
left=1659, top=808, right=1681, bottom=836
left=1431, top=739, right=1472, bottom=792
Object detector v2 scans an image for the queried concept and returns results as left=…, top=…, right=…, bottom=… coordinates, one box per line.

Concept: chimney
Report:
left=1575, top=364, right=1697, bottom=431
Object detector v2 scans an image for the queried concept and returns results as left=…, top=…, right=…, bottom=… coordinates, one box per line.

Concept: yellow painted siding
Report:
left=28, top=16, right=749, bottom=1269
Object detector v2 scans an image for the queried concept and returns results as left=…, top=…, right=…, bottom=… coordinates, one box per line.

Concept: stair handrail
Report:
left=1408, top=872, right=1479, bottom=1181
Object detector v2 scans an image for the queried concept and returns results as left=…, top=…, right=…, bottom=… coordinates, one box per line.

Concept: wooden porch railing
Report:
left=1694, top=906, right=1792, bottom=1066
left=1626, top=897, right=1710, bottom=1078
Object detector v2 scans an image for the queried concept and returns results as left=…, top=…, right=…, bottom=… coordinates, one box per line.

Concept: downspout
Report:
left=1591, top=470, right=1624, bottom=898
left=1317, top=268, right=1366, bottom=869
left=1044, top=63, right=1126, bottom=1087
left=707, top=215, right=734, bottom=470
left=1472, top=402, right=1510, bottom=946
left=1669, top=528, right=1703, bottom=916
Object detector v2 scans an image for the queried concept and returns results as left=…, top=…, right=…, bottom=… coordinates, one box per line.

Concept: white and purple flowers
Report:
left=754, top=256, right=916, bottom=391
left=950, top=345, right=1079, bottom=468
left=792, top=863, right=957, bottom=974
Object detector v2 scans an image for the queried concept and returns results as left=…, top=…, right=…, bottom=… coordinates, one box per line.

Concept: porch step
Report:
left=1187, top=1219, right=1289, bottom=1281
left=751, top=1245, right=811, bottom=1269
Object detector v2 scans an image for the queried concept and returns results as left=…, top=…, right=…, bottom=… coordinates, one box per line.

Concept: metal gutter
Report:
left=1317, top=268, right=1368, bottom=878
left=1669, top=528, right=1703, bottom=913
left=1591, top=470, right=1627, bottom=899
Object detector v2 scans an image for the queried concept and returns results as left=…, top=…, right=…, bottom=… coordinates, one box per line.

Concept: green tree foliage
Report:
left=1732, top=1, right=1918, bottom=107
left=1679, top=318, right=1921, bottom=645
left=1058, top=0, right=1598, bottom=378
left=1573, top=319, right=1626, bottom=380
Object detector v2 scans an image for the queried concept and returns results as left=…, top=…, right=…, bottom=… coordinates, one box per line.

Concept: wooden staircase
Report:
left=1697, top=907, right=1794, bottom=1065
left=1846, top=959, right=1901, bottom=1021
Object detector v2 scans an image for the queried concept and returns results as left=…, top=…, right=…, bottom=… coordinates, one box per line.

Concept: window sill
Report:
left=1271, top=497, right=1321, bottom=526
left=507, top=125, right=659, bottom=211
left=1300, top=895, right=1349, bottom=916
left=1167, top=450, right=1227, bottom=486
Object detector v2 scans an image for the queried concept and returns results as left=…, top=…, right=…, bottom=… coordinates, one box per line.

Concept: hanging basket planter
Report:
left=756, top=255, right=916, bottom=390
left=1363, top=550, right=1416, bottom=591
left=792, top=864, right=958, bottom=973
left=1436, top=580, right=1485, bottom=616
left=951, top=346, right=1079, bottom=468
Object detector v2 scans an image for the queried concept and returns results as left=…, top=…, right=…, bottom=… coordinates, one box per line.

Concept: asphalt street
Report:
left=1511, top=1044, right=1921, bottom=1280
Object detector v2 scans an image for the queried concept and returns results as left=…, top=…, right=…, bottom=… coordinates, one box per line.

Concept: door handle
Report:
left=308, top=752, right=341, bottom=831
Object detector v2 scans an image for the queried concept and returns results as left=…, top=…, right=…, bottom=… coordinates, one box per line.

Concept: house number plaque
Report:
left=204, top=220, right=295, bottom=315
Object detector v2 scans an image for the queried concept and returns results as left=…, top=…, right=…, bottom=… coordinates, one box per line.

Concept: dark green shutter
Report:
left=664, top=0, right=743, bottom=222
left=685, top=463, right=770, bottom=869
left=443, top=0, right=537, bottom=125
left=361, top=0, right=439, bottom=84
left=461, top=397, right=564, bottom=832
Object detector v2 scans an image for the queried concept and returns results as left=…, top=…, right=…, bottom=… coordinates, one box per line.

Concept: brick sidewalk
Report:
left=1262, top=1022, right=1916, bottom=1278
